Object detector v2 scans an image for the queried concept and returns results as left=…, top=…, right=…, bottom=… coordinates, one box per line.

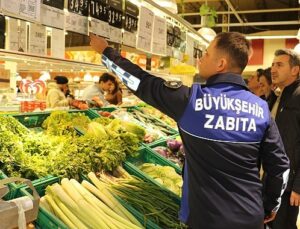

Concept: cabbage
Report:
left=86, top=122, right=107, bottom=139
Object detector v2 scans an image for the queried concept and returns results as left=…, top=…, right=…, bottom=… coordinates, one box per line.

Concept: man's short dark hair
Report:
left=99, top=73, right=116, bottom=83
left=258, top=67, right=272, bottom=85
left=274, top=49, right=300, bottom=68
left=256, top=68, right=264, bottom=77
left=215, top=32, right=251, bottom=72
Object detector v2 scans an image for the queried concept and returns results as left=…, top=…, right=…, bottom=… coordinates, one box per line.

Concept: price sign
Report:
left=109, top=26, right=122, bottom=43
left=124, top=1, right=138, bottom=32
left=42, top=0, right=64, bottom=9
left=41, top=0, right=65, bottom=29
left=108, top=0, right=123, bottom=28
left=51, top=28, right=65, bottom=58
left=1, top=0, right=41, bottom=22
left=152, top=16, right=166, bottom=56
left=68, top=0, right=89, bottom=16
left=6, top=18, right=27, bottom=52
left=89, top=0, right=108, bottom=22
left=123, top=31, right=136, bottom=47
left=66, top=12, right=89, bottom=35
left=28, top=23, right=46, bottom=55
left=136, top=6, right=154, bottom=52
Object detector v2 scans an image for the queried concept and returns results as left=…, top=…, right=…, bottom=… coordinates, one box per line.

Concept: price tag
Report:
left=28, top=23, right=46, bottom=55
left=136, top=6, right=154, bottom=53
left=68, top=0, right=89, bottom=16
left=90, top=18, right=109, bottom=38
left=6, top=18, right=27, bottom=52
left=41, top=2, right=65, bottom=29
left=152, top=16, right=166, bottom=56
left=123, top=31, right=136, bottom=47
left=66, top=12, right=89, bottom=35
left=109, top=26, right=122, bottom=43
left=124, top=1, right=138, bottom=32
left=89, top=0, right=108, bottom=22
left=1, top=0, right=41, bottom=22
left=108, top=0, right=123, bottom=29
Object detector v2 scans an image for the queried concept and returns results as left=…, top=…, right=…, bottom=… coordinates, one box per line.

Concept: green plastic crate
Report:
left=127, top=147, right=182, bottom=175
left=0, top=171, right=58, bottom=200
left=123, top=161, right=181, bottom=205
left=19, top=176, right=68, bottom=229
left=147, top=138, right=183, bottom=173
left=11, top=109, right=100, bottom=129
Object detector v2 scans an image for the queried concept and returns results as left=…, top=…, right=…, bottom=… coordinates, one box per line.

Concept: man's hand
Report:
left=89, top=33, right=108, bottom=54
left=290, top=191, right=300, bottom=206
left=264, top=211, right=276, bottom=224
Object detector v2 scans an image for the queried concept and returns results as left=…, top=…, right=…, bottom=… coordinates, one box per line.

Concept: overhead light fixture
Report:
left=39, top=71, right=51, bottom=81
left=152, top=0, right=178, bottom=14
left=246, top=35, right=297, bottom=40
left=198, top=27, right=216, bottom=42
left=83, top=72, right=93, bottom=82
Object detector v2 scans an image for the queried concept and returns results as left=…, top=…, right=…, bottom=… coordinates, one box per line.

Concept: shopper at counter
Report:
left=267, top=49, right=300, bottom=229
left=105, top=78, right=122, bottom=105
left=89, top=32, right=289, bottom=229
left=82, top=73, right=115, bottom=107
left=46, top=76, right=71, bottom=108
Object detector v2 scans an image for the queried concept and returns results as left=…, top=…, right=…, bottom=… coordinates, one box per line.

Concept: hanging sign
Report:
left=89, top=0, right=109, bottom=38
left=51, top=28, right=65, bottom=58
left=136, top=6, right=154, bottom=53
left=0, top=0, right=41, bottom=22
left=152, top=16, right=167, bottom=56
left=28, top=23, right=46, bottom=55
left=66, top=0, right=89, bottom=34
left=5, top=18, right=27, bottom=52
left=41, top=0, right=65, bottom=29
left=123, top=0, right=138, bottom=47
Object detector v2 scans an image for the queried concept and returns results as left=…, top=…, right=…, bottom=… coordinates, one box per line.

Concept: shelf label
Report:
left=1, top=0, right=41, bottom=22
left=28, top=23, right=46, bottom=55
left=90, top=18, right=110, bottom=38
left=108, top=0, right=123, bottom=29
left=152, top=16, right=167, bottom=56
left=66, top=12, right=89, bottom=35
left=41, top=1, right=65, bottom=29
left=136, top=6, right=154, bottom=53
left=109, top=26, right=122, bottom=44
left=89, top=0, right=109, bottom=38
left=67, top=0, right=89, bottom=16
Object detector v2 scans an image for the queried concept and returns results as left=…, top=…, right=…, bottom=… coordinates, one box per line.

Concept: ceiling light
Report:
left=197, top=27, right=216, bottom=42
left=246, top=35, right=297, bottom=40
left=83, top=72, right=93, bottom=81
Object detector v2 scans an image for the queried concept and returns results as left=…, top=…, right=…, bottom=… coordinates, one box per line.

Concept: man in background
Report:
left=248, top=68, right=265, bottom=97
left=268, top=49, right=300, bottom=229
left=82, top=73, right=115, bottom=107
left=46, top=76, right=71, bottom=108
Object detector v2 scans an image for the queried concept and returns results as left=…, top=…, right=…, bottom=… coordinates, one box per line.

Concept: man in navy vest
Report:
left=89, top=32, right=290, bottom=229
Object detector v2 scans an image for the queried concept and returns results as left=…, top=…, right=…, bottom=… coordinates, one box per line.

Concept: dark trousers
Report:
left=267, top=192, right=299, bottom=229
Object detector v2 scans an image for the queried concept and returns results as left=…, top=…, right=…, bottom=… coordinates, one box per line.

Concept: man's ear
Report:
left=291, top=65, right=300, bottom=78
left=216, top=57, right=227, bottom=72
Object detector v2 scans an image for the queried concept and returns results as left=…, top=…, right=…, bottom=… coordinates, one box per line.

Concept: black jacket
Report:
left=271, top=80, right=300, bottom=193
left=102, top=47, right=290, bottom=229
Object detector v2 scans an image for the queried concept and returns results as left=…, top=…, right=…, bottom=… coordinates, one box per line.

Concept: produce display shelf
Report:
left=21, top=175, right=161, bottom=229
